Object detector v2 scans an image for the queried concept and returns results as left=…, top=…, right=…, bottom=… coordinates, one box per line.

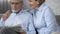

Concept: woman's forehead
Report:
left=11, top=0, right=23, bottom=2
left=29, top=0, right=42, bottom=1
left=29, top=0, right=35, bottom=1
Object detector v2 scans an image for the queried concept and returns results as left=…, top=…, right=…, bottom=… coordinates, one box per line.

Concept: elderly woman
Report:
left=28, top=0, right=58, bottom=34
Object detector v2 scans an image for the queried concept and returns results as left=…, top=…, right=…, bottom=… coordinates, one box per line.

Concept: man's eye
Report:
left=11, top=3, right=19, bottom=5
left=11, top=3, right=14, bottom=4
left=15, top=3, right=19, bottom=4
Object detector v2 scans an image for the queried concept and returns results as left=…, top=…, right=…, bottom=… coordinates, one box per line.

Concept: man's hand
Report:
left=2, top=10, right=11, bottom=21
left=20, top=29, right=26, bottom=34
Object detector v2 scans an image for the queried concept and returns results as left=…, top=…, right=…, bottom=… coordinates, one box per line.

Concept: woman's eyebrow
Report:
left=35, top=0, right=37, bottom=1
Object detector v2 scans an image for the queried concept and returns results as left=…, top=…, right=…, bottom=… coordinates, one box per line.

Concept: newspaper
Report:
left=6, top=26, right=21, bottom=31
left=0, top=25, right=22, bottom=34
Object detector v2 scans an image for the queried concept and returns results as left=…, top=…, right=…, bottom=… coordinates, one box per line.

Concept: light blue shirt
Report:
left=0, top=9, right=36, bottom=34
left=28, top=3, right=58, bottom=34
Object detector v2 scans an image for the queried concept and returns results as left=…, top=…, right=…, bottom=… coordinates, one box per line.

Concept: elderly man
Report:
left=0, top=0, right=36, bottom=34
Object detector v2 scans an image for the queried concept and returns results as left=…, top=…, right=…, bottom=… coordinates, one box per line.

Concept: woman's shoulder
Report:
left=22, top=9, right=32, bottom=16
left=2, top=10, right=11, bottom=21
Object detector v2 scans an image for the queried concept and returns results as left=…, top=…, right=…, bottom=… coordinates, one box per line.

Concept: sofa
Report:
left=56, top=15, right=60, bottom=25
left=52, top=32, right=60, bottom=34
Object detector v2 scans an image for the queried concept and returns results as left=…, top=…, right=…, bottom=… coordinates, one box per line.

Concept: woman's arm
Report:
left=2, top=10, right=11, bottom=21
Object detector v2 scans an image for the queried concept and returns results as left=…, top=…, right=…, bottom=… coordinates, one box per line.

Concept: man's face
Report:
left=11, top=0, right=23, bottom=12
left=29, top=0, right=39, bottom=9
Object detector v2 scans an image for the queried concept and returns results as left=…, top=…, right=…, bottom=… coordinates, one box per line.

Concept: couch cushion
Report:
left=56, top=15, right=60, bottom=25
left=51, top=32, right=60, bottom=34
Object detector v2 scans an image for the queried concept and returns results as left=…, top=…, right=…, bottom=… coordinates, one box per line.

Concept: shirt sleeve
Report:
left=40, top=7, right=58, bottom=34
left=0, top=18, right=4, bottom=27
left=26, top=14, right=36, bottom=34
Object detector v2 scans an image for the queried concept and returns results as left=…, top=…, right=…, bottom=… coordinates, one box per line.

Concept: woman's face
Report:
left=29, top=0, right=39, bottom=9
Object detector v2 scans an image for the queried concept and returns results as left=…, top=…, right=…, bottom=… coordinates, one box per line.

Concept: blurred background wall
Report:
left=45, top=0, right=60, bottom=15
left=0, top=0, right=10, bottom=13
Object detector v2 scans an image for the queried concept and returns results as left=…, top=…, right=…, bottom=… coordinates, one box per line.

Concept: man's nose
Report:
left=12, top=4, right=16, bottom=7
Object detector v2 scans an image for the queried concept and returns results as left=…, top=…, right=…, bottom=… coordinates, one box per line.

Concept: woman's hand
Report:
left=2, top=10, right=11, bottom=21
left=20, top=29, right=26, bottom=34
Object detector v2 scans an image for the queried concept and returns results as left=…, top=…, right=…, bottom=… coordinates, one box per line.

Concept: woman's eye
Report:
left=35, top=0, right=37, bottom=1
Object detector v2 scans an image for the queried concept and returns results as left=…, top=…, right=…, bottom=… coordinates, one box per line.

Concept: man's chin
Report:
left=12, top=9, right=18, bottom=13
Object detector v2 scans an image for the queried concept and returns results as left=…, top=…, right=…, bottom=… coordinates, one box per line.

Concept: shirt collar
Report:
left=37, top=3, right=45, bottom=11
